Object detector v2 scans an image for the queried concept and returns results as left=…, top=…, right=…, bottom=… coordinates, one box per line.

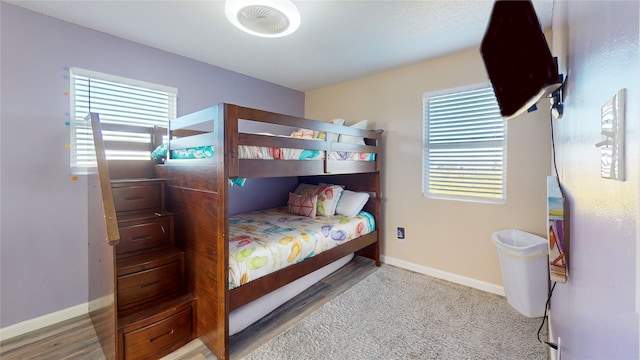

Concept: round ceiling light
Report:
left=225, top=0, right=301, bottom=38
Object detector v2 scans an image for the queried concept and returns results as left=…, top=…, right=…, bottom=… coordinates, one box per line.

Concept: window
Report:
left=423, top=84, right=506, bottom=203
left=70, top=68, right=177, bottom=175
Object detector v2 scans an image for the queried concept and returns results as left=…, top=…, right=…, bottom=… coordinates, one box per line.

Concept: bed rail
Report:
left=88, top=113, right=120, bottom=245
left=86, top=112, right=119, bottom=359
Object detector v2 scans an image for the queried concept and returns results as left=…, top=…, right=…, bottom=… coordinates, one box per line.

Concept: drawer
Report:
left=112, top=184, right=161, bottom=212
left=123, top=306, right=194, bottom=360
left=117, top=217, right=172, bottom=255
left=117, top=260, right=183, bottom=310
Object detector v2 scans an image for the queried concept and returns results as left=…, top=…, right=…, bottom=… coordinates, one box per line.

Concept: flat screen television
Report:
left=481, top=0, right=562, bottom=119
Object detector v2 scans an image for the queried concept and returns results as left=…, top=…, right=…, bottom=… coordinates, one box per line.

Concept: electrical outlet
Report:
left=397, top=227, right=405, bottom=242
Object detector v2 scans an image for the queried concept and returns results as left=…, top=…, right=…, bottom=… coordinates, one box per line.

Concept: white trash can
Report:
left=491, top=229, right=549, bottom=317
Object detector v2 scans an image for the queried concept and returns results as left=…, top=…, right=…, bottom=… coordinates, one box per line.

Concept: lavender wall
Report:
left=0, top=3, right=303, bottom=328
left=550, top=1, right=639, bottom=359
left=229, top=178, right=298, bottom=215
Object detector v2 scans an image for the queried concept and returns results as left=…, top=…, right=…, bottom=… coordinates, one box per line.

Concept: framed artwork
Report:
left=547, top=176, right=567, bottom=283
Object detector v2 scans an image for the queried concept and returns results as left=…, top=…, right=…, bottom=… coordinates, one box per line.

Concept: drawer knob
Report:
left=150, top=329, right=174, bottom=343
left=141, top=280, right=162, bottom=288
left=124, top=196, right=145, bottom=201
left=132, top=234, right=152, bottom=242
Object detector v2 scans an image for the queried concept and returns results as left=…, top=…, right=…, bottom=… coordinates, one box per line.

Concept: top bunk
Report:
left=153, top=103, right=383, bottom=180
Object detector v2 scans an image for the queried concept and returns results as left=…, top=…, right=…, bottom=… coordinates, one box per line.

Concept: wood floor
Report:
left=0, top=256, right=376, bottom=360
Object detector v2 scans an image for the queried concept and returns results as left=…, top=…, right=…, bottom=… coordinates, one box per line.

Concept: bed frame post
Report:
left=210, top=103, right=231, bottom=359
left=225, top=104, right=239, bottom=179
left=155, top=104, right=233, bottom=359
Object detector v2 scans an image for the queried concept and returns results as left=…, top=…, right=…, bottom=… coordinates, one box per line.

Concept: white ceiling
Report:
left=6, top=0, right=555, bottom=92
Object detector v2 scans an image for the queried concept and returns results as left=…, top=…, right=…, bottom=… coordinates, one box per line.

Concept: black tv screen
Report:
left=481, top=0, right=561, bottom=119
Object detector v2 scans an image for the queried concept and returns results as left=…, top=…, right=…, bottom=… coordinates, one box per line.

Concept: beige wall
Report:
left=305, top=47, right=551, bottom=288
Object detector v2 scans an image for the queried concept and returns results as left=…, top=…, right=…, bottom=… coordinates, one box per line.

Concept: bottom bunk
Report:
left=228, top=205, right=375, bottom=291
left=227, top=199, right=376, bottom=333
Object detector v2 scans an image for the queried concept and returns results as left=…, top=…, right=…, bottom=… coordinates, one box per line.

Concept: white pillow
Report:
left=336, top=190, right=370, bottom=218
left=316, top=118, right=346, bottom=142
left=339, top=119, right=368, bottom=145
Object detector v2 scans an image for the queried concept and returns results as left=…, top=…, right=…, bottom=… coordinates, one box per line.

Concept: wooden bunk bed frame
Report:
left=150, top=103, right=383, bottom=359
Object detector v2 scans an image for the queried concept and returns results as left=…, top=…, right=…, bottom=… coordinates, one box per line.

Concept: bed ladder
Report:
left=87, top=113, right=196, bottom=359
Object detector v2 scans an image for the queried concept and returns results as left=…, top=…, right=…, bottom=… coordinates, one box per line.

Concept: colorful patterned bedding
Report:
left=151, top=143, right=375, bottom=161
left=238, top=145, right=375, bottom=161
left=228, top=206, right=375, bottom=290
left=151, top=143, right=214, bottom=160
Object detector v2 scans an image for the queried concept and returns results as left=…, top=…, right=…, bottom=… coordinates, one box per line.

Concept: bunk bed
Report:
left=152, top=103, right=383, bottom=359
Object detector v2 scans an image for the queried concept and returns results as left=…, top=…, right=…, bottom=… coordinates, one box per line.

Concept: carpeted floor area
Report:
left=245, top=264, right=548, bottom=360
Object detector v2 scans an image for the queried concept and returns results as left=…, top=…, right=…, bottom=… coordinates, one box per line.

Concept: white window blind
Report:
left=423, top=85, right=506, bottom=203
left=70, top=68, right=177, bottom=175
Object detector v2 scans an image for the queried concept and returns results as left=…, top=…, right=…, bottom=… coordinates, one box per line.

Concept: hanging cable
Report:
left=537, top=281, right=557, bottom=347
left=550, top=110, right=560, bottom=180
left=537, top=106, right=563, bottom=350
left=549, top=107, right=565, bottom=200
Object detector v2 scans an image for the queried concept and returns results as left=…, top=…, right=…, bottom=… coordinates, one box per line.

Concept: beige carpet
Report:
left=245, top=264, right=548, bottom=359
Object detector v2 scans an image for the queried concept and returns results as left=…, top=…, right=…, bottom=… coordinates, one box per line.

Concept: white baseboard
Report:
left=0, top=259, right=502, bottom=342
left=548, top=309, right=559, bottom=360
left=381, top=255, right=505, bottom=296
left=0, top=302, right=88, bottom=342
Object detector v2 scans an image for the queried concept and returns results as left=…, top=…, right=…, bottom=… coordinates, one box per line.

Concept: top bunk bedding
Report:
left=154, top=103, right=383, bottom=180
left=151, top=138, right=376, bottom=161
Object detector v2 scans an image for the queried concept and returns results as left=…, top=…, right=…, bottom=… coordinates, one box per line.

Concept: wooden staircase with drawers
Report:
left=111, top=179, right=197, bottom=360
left=86, top=113, right=197, bottom=359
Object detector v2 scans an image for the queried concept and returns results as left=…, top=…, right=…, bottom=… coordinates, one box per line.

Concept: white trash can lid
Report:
left=491, top=229, right=548, bottom=257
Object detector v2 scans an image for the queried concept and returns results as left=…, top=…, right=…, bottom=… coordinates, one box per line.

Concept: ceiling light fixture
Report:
left=225, top=0, right=301, bottom=38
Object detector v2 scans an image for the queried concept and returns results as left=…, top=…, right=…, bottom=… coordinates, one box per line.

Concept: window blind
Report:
left=70, top=68, right=177, bottom=174
left=423, top=85, right=506, bottom=203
